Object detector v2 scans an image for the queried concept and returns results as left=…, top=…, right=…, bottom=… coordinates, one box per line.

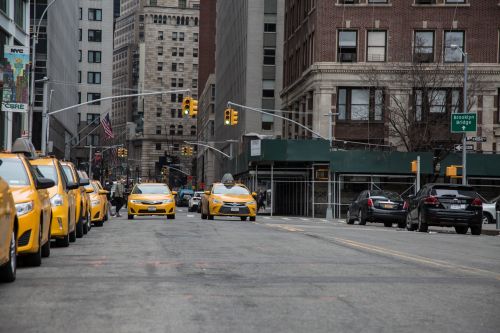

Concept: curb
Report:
left=482, top=228, right=500, bottom=236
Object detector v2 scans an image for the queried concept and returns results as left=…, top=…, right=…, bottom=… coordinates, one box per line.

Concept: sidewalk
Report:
left=482, top=223, right=500, bottom=236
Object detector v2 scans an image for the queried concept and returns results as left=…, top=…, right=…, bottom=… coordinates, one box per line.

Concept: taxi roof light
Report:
left=11, top=138, right=38, bottom=159
left=221, top=173, right=235, bottom=184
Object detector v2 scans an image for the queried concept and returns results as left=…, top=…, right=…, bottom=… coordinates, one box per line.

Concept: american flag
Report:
left=101, top=114, right=114, bottom=139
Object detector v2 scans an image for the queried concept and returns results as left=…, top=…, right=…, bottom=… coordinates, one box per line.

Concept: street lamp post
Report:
left=451, top=44, right=468, bottom=185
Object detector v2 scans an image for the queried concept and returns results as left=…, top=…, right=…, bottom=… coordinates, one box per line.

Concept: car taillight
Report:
left=471, top=198, right=482, bottom=207
left=424, top=196, right=439, bottom=205
left=367, top=198, right=374, bottom=207
left=403, top=201, right=409, bottom=210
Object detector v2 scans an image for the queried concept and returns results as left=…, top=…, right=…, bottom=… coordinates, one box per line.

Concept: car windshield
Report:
left=132, top=184, right=171, bottom=195
left=431, top=186, right=477, bottom=198
left=62, top=165, right=76, bottom=182
left=213, top=185, right=250, bottom=195
left=0, top=158, right=30, bottom=186
left=370, top=191, right=402, bottom=201
left=32, top=165, right=58, bottom=185
left=85, top=184, right=95, bottom=193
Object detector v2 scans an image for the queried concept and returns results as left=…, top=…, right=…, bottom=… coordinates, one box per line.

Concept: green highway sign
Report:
left=451, top=113, right=477, bottom=133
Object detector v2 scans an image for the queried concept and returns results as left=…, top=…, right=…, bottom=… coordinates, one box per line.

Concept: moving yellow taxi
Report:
left=61, top=161, right=89, bottom=237
left=127, top=183, right=176, bottom=219
left=0, top=176, right=17, bottom=282
left=31, top=157, right=78, bottom=247
left=87, top=180, right=109, bottom=226
left=200, top=182, right=257, bottom=221
left=0, top=139, right=53, bottom=266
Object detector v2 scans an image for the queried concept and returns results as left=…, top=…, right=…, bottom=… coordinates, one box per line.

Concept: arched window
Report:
left=194, top=18, right=198, bottom=26
left=177, top=125, right=183, bottom=135
left=169, top=125, right=175, bottom=135
left=153, top=15, right=158, bottom=23
left=190, top=126, right=196, bottom=136
left=162, top=16, right=166, bottom=24
left=176, top=16, right=180, bottom=25
left=181, top=17, right=185, bottom=25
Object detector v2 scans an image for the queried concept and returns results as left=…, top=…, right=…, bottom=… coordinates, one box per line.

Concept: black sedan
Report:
left=347, top=190, right=408, bottom=228
left=405, top=183, right=483, bottom=235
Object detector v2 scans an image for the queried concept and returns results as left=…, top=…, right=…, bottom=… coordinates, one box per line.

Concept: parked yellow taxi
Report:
left=88, top=180, right=109, bottom=226
left=127, top=183, right=176, bottom=219
left=0, top=176, right=17, bottom=282
left=201, top=181, right=257, bottom=221
left=77, top=170, right=91, bottom=233
left=0, top=139, right=53, bottom=266
left=61, top=161, right=90, bottom=237
left=31, top=157, right=78, bottom=247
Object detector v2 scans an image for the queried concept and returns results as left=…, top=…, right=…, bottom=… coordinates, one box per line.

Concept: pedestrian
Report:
left=113, top=180, right=125, bottom=217
left=104, top=181, right=114, bottom=217
left=258, top=191, right=266, bottom=213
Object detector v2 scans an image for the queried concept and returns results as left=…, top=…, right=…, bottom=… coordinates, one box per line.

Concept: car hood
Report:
left=10, top=186, right=37, bottom=204
left=129, top=194, right=173, bottom=201
left=212, top=194, right=254, bottom=203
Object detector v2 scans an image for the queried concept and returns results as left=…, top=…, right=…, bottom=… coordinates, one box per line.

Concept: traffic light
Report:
left=446, top=165, right=463, bottom=178
left=182, top=97, right=192, bottom=116
left=224, top=108, right=231, bottom=125
left=188, top=146, right=194, bottom=156
left=189, top=99, right=198, bottom=118
left=411, top=160, right=417, bottom=173
left=230, top=109, right=238, bottom=125
left=181, top=146, right=188, bottom=156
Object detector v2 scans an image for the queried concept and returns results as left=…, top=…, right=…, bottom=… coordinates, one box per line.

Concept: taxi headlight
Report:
left=162, top=199, right=174, bottom=204
left=246, top=201, right=257, bottom=205
left=50, top=194, right=64, bottom=207
left=91, top=199, right=101, bottom=207
left=212, top=198, right=222, bottom=204
left=130, top=200, right=141, bottom=204
left=15, top=201, right=34, bottom=216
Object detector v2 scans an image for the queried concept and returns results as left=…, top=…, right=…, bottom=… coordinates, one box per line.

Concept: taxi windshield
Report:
left=133, top=184, right=171, bottom=195
left=62, top=165, right=76, bottom=182
left=213, top=185, right=249, bottom=195
left=85, top=184, right=95, bottom=193
left=33, top=165, right=58, bottom=185
left=0, top=158, right=30, bottom=186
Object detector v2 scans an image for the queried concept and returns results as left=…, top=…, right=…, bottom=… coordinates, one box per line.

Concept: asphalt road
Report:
left=1, top=209, right=499, bottom=333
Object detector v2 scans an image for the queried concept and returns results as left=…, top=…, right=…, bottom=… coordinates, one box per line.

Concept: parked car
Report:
left=188, top=191, right=203, bottom=212
left=61, top=162, right=90, bottom=237
left=0, top=176, right=17, bottom=282
left=176, top=188, right=194, bottom=207
left=86, top=181, right=108, bottom=227
left=347, top=190, right=408, bottom=228
left=481, top=194, right=499, bottom=224
left=406, top=183, right=483, bottom=235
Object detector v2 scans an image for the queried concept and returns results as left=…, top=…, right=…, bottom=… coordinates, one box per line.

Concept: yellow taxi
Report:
left=0, top=139, right=53, bottom=266
left=61, top=161, right=89, bottom=237
left=77, top=170, right=91, bottom=233
left=87, top=180, right=109, bottom=226
left=0, top=176, right=17, bottom=282
left=201, top=177, right=257, bottom=221
left=127, top=183, right=177, bottom=220
left=31, top=157, right=78, bottom=247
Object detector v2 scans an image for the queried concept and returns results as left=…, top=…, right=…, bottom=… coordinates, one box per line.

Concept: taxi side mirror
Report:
left=172, top=191, right=177, bottom=196
left=36, top=177, right=55, bottom=190
left=252, top=192, right=257, bottom=198
left=67, top=181, right=79, bottom=190
left=98, top=189, right=109, bottom=195
left=204, top=190, right=211, bottom=195
left=79, top=178, right=90, bottom=186
left=85, top=188, right=94, bottom=193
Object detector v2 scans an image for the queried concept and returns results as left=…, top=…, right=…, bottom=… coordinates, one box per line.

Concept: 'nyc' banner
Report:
left=1, top=46, right=30, bottom=113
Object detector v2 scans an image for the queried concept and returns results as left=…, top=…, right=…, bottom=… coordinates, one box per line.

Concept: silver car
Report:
left=482, top=195, right=500, bottom=224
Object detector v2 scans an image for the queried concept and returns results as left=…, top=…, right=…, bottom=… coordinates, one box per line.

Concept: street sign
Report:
left=466, top=136, right=487, bottom=142
left=451, top=113, right=477, bottom=133
left=454, top=144, right=474, bottom=152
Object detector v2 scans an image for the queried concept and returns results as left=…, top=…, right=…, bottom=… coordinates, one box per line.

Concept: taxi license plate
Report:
left=148, top=207, right=157, bottom=212
left=230, top=207, right=239, bottom=212
left=382, top=204, right=394, bottom=209
left=450, top=204, right=465, bottom=210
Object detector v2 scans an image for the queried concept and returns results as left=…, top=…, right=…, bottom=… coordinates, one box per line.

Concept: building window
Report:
left=177, top=94, right=183, bottom=103
left=368, top=0, right=389, bottom=3
left=79, top=29, right=82, bottom=41
left=193, top=48, right=198, bottom=57
left=367, top=31, right=387, bottom=62
left=171, top=78, right=177, bottom=87
left=337, top=88, right=384, bottom=121
left=88, top=51, right=102, bottom=63
left=79, top=7, right=82, bottom=20
left=171, top=109, right=176, bottom=118
left=338, top=30, right=357, bottom=63
left=171, top=63, right=177, bottom=72
left=445, top=0, right=465, bottom=3
left=88, top=30, right=102, bottom=42
left=414, top=88, right=460, bottom=121
left=86, top=113, right=100, bottom=125
left=179, top=32, right=185, bottom=41
left=444, top=31, right=465, bottom=63
left=414, top=31, right=434, bottom=63
left=177, top=109, right=182, bottom=118
left=190, top=126, right=196, bottom=136
left=179, top=48, right=185, bottom=57
left=78, top=71, right=81, bottom=83
left=156, top=126, right=161, bottom=135
left=193, top=33, right=199, bottom=42
left=158, top=31, right=164, bottom=40
left=264, top=23, right=276, bottom=33
left=178, top=63, right=184, bottom=72
left=87, top=72, right=101, bottom=84
left=177, top=125, right=183, bottom=135
left=264, top=48, right=276, bottom=65
left=172, top=47, right=177, bottom=56
left=192, top=79, right=197, bottom=89
left=172, top=32, right=177, bottom=41
left=262, top=80, right=275, bottom=98
left=88, top=8, right=102, bottom=21
left=86, top=134, right=100, bottom=146
left=78, top=92, right=81, bottom=104
left=178, top=78, right=184, bottom=87
left=79, top=50, right=82, bottom=62
left=156, top=143, right=161, bottom=150
left=157, top=62, right=163, bottom=71
left=415, top=0, right=436, bottom=3
left=171, top=94, right=177, bottom=102
left=14, top=0, right=24, bottom=27
left=156, top=108, right=162, bottom=117
left=87, top=93, right=101, bottom=105
left=157, top=46, right=163, bottom=56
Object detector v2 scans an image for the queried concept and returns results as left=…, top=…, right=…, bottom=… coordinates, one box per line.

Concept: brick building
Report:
left=281, top=0, right=500, bottom=153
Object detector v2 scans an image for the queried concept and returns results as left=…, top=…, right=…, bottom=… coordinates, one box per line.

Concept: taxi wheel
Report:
left=208, top=214, right=214, bottom=220
left=249, top=216, right=256, bottom=222
left=0, top=230, right=17, bottom=282
left=76, top=216, right=84, bottom=238
left=57, top=218, right=70, bottom=247
left=167, top=214, right=175, bottom=220
left=41, top=223, right=51, bottom=258
left=83, top=214, right=89, bottom=235
left=27, top=224, right=42, bottom=267
left=69, top=226, right=76, bottom=243
left=201, top=212, right=207, bottom=220
left=240, top=217, right=247, bottom=221
left=128, top=214, right=134, bottom=220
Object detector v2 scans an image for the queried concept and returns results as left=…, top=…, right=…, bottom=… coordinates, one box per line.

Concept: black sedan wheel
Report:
left=406, top=214, right=416, bottom=231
